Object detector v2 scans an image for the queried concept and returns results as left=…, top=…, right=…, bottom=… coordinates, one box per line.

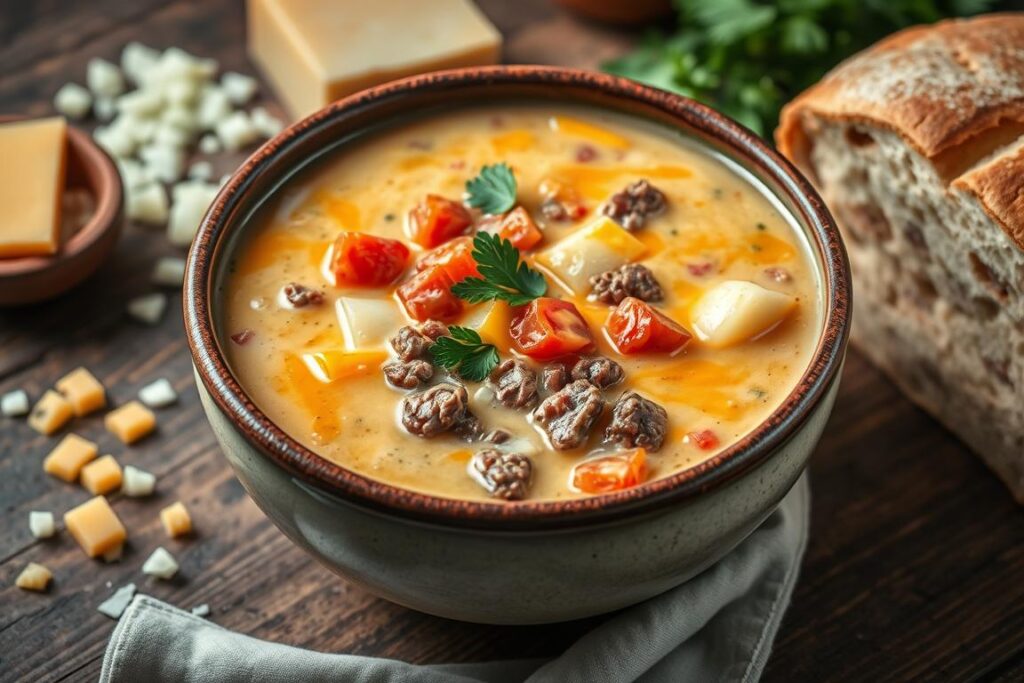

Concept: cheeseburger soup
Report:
left=222, top=106, right=820, bottom=502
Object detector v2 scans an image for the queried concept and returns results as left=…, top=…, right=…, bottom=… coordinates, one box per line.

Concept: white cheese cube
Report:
left=188, top=160, right=213, bottom=181
left=93, top=124, right=135, bottom=159
left=190, top=603, right=211, bottom=618
left=250, top=106, right=284, bottom=138
left=198, top=133, right=221, bottom=154
left=121, top=42, right=160, bottom=85
left=155, top=47, right=206, bottom=82
left=336, top=297, right=406, bottom=351
left=116, top=158, right=152, bottom=190
left=161, top=105, right=197, bottom=132
left=167, top=181, right=218, bottom=247
left=127, top=292, right=168, bottom=325
left=116, top=89, right=163, bottom=117
left=98, top=583, right=136, bottom=619
left=53, top=83, right=92, bottom=119
left=29, top=511, right=56, bottom=539
left=221, top=72, right=258, bottom=105
left=536, top=216, right=648, bottom=294
left=142, top=546, right=179, bottom=579
left=162, top=79, right=199, bottom=106
left=122, top=465, right=157, bottom=497
left=87, top=58, right=125, bottom=98
left=153, top=123, right=191, bottom=149
left=215, top=111, right=260, bottom=151
left=690, top=280, right=797, bottom=348
left=196, top=86, right=232, bottom=131
left=140, top=143, right=185, bottom=183
left=94, top=97, right=116, bottom=122
left=126, top=183, right=169, bottom=225
left=1, top=389, right=30, bottom=417
left=127, top=117, right=158, bottom=145
left=139, top=378, right=178, bottom=408
left=151, top=257, right=186, bottom=287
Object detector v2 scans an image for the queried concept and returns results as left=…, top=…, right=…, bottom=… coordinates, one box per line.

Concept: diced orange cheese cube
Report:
left=0, top=117, right=67, bottom=258
left=28, top=390, right=73, bottom=435
left=160, top=501, right=192, bottom=538
left=63, top=496, right=126, bottom=558
left=104, top=401, right=155, bottom=444
left=55, top=367, right=106, bottom=416
left=43, top=433, right=98, bottom=482
left=79, top=454, right=122, bottom=495
left=15, top=562, right=53, bottom=592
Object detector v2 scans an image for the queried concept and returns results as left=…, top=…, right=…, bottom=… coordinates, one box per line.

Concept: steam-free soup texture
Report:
left=222, top=106, right=820, bottom=501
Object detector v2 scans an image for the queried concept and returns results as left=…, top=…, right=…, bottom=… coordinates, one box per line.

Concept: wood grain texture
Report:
left=0, top=1, right=1022, bottom=681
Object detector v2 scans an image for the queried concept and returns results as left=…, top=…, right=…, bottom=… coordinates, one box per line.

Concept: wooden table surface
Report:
left=2, top=2, right=1023, bottom=681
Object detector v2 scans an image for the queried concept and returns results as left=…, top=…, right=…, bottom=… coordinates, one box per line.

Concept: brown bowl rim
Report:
left=0, top=116, right=122, bottom=279
left=185, top=66, right=850, bottom=531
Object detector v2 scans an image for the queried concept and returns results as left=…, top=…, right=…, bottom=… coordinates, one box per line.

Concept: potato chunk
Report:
left=690, top=280, right=796, bottom=348
left=335, top=296, right=405, bottom=351
left=535, top=216, right=646, bottom=294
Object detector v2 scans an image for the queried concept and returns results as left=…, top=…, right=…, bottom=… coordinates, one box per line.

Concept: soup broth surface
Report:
left=222, top=105, right=821, bottom=501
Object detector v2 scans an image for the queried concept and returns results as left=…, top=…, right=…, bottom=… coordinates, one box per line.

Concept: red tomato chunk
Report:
left=493, top=207, right=544, bottom=250
left=397, top=265, right=463, bottom=322
left=330, top=232, right=410, bottom=287
left=572, top=448, right=647, bottom=493
left=606, top=297, right=691, bottom=354
left=687, top=429, right=719, bottom=450
left=408, top=194, right=473, bottom=248
left=416, top=236, right=480, bottom=283
left=510, top=297, right=595, bottom=360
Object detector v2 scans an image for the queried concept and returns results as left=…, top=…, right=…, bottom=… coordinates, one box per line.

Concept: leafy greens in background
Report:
left=603, top=0, right=998, bottom=137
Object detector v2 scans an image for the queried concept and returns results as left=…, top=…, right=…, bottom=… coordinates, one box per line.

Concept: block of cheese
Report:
left=80, top=454, right=123, bottom=495
left=247, top=0, right=502, bottom=119
left=104, top=400, right=156, bottom=444
left=44, top=433, right=98, bottom=482
left=28, top=390, right=74, bottom=435
left=64, top=496, right=126, bottom=558
left=160, top=501, right=192, bottom=538
left=0, top=117, right=67, bottom=257
left=16, top=563, right=53, bottom=592
left=55, top=367, right=107, bottom=416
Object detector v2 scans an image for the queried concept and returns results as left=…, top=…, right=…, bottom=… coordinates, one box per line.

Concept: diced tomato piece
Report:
left=329, top=231, right=410, bottom=287
left=509, top=297, right=595, bottom=360
left=408, top=194, right=473, bottom=248
left=687, top=429, right=719, bottom=450
left=416, top=236, right=480, bottom=283
left=397, top=265, right=463, bottom=321
left=497, top=207, right=544, bottom=250
left=572, top=448, right=647, bottom=494
left=606, top=297, right=692, bottom=354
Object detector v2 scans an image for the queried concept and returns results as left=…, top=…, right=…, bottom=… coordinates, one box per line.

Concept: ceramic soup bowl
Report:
left=185, top=66, right=850, bottom=625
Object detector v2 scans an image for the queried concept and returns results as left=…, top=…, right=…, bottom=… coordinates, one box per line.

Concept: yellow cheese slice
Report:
left=0, top=117, right=67, bottom=257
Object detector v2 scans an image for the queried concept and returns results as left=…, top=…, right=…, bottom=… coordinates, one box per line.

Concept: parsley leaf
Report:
left=451, top=232, right=547, bottom=306
left=429, top=326, right=499, bottom=382
left=465, top=163, right=517, bottom=215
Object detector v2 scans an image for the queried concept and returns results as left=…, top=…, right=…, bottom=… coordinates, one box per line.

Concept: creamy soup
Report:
left=222, top=106, right=820, bottom=502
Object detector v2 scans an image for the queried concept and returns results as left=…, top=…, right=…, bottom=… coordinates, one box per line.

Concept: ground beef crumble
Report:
left=470, top=449, right=533, bottom=500
left=419, top=319, right=449, bottom=341
left=282, top=282, right=324, bottom=308
left=605, top=391, right=668, bottom=451
left=532, top=379, right=603, bottom=450
left=600, top=180, right=667, bottom=231
left=589, top=263, right=664, bottom=305
left=572, top=357, right=624, bottom=389
left=401, top=383, right=469, bottom=437
left=383, top=360, right=433, bottom=389
left=489, top=359, right=539, bottom=409
left=541, top=364, right=571, bottom=394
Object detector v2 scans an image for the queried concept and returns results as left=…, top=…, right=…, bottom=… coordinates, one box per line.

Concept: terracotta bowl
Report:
left=185, top=66, right=851, bottom=624
left=0, top=116, right=123, bottom=306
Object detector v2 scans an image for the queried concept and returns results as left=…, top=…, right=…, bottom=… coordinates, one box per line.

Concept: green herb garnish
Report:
left=451, top=232, right=547, bottom=306
left=429, top=326, right=499, bottom=382
left=465, top=163, right=517, bottom=214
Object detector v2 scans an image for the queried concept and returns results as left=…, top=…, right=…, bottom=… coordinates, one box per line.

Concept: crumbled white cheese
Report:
left=126, top=117, right=158, bottom=145
left=155, top=47, right=208, bottom=82
left=121, top=42, right=160, bottom=85
left=116, top=158, right=152, bottom=190
left=94, top=97, right=116, bottom=122
left=198, top=133, right=221, bottom=154
left=126, top=183, right=169, bottom=225
left=153, top=124, right=191, bottom=149
left=188, top=160, right=214, bottom=181
left=53, top=83, right=92, bottom=119
left=250, top=106, right=284, bottom=138
left=98, top=583, right=137, bottom=619
left=1, top=389, right=30, bottom=417
left=190, top=603, right=211, bottom=618
left=29, top=511, right=55, bottom=539
left=122, top=465, right=157, bottom=497
left=87, top=58, right=126, bottom=98
left=139, top=378, right=177, bottom=408
left=94, top=124, right=136, bottom=159
left=161, top=105, right=197, bottom=132
left=221, top=71, right=258, bottom=105
left=116, top=89, right=163, bottom=117
left=139, top=143, right=185, bottom=183
left=162, top=79, right=199, bottom=106
left=127, top=293, right=168, bottom=325
left=151, top=257, right=186, bottom=287
left=142, top=547, right=179, bottom=579
left=196, top=86, right=232, bottom=131
left=168, top=181, right=218, bottom=247
left=215, top=111, right=259, bottom=151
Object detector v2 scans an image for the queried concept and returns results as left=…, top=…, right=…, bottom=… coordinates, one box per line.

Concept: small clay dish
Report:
left=0, top=116, right=123, bottom=307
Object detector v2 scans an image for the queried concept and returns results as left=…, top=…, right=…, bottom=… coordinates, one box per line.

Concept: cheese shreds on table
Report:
left=43, top=433, right=98, bottom=482
left=98, top=583, right=137, bottom=619
left=247, top=0, right=501, bottom=119
left=64, top=496, right=127, bottom=558
left=0, top=117, right=67, bottom=258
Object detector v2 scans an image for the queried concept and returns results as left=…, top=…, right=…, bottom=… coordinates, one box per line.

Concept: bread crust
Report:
left=777, top=13, right=1024, bottom=249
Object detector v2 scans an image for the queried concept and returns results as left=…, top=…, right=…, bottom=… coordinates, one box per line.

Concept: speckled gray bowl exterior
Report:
left=186, top=67, right=850, bottom=625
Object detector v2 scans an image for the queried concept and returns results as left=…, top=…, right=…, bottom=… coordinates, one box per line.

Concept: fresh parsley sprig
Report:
left=451, top=232, right=547, bottom=306
left=465, top=163, right=517, bottom=214
left=429, top=326, right=499, bottom=382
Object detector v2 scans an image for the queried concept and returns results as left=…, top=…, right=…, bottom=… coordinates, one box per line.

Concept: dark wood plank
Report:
left=1, top=1, right=1022, bottom=681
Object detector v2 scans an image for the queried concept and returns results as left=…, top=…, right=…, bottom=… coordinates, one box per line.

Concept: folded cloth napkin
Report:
left=101, top=474, right=809, bottom=683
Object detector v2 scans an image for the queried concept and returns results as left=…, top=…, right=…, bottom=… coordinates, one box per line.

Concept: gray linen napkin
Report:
left=101, top=473, right=809, bottom=683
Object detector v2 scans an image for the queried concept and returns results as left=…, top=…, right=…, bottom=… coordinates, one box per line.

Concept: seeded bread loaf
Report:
left=776, top=14, right=1024, bottom=501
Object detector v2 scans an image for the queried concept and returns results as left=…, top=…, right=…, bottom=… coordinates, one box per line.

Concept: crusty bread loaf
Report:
left=776, top=14, right=1024, bottom=502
